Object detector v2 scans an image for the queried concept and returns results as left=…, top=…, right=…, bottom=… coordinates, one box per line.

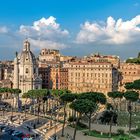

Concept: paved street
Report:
left=0, top=134, right=20, bottom=140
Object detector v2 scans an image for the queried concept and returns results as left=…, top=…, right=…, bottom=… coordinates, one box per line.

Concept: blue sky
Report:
left=0, top=0, right=140, bottom=60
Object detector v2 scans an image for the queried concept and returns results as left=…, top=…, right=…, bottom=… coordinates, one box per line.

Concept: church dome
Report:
left=19, top=40, right=36, bottom=65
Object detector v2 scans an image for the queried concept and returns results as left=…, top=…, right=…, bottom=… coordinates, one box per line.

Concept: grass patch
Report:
left=112, top=135, right=134, bottom=140
left=83, top=130, right=109, bottom=138
left=117, top=111, right=140, bottom=128
left=83, top=130, right=134, bottom=140
left=131, top=128, right=140, bottom=137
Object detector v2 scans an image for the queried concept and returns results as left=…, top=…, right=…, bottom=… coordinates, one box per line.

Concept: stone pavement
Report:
left=85, top=123, right=130, bottom=133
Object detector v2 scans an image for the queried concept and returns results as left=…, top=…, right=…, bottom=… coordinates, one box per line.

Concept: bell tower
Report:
left=13, top=40, right=42, bottom=94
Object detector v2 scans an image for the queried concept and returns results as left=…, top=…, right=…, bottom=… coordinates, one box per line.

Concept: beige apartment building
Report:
left=59, top=68, right=68, bottom=90
left=38, top=66, right=51, bottom=89
left=49, top=67, right=68, bottom=90
left=64, top=61, right=119, bottom=94
left=39, top=49, right=60, bottom=62
left=84, top=53, right=120, bottom=68
left=50, top=67, right=60, bottom=89
left=119, top=62, right=140, bottom=91
left=38, top=48, right=74, bottom=63
left=0, top=61, right=14, bottom=81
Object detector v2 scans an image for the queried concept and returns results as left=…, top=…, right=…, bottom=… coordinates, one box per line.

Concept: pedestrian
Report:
left=33, top=124, right=36, bottom=129
left=27, top=126, right=30, bottom=132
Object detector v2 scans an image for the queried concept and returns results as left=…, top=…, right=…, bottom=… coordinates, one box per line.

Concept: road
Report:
left=0, top=133, right=20, bottom=140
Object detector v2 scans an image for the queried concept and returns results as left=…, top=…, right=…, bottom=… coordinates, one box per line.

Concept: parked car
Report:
left=12, top=130, right=22, bottom=136
left=2, top=127, right=11, bottom=132
left=6, top=129, right=15, bottom=135
left=0, top=125, right=6, bottom=131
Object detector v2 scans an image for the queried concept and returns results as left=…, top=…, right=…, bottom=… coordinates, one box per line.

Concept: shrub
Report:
left=118, top=138, right=128, bottom=140
left=106, top=103, right=113, bottom=110
left=77, top=122, right=88, bottom=129
left=69, top=121, right=88, bottom=130
left=68, top=116, right=76, bottom=122
left=131, top=128, right=140, bottom=133
left=117, top=128, right=125, bottom=135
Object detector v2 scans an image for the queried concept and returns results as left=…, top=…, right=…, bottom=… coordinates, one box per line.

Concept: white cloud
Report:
left=19, top=16, right=69, bottom=40
left=0, top=26, right=8, bottom=33
left=19, top=16, right=69, bottom=50
left=76, top=15, right=140, bottom=45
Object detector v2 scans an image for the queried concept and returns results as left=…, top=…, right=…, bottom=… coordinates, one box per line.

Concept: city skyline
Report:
left=0, top=1, right=140, bottom=138
left=0, top=0, right=140, bottom=60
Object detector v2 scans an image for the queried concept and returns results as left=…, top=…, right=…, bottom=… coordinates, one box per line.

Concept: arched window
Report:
left=26, top=68, right=29, bottom=74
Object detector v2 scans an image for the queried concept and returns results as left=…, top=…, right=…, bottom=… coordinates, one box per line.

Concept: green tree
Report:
left=60, top=93, right=77, bottom=137
left=78, top=92, right=106, bottom=131
left=35, top=89, right=47, bottom=123
left=125, top=82, right=134, bottom=90
left=0, top=88, right=4, bottom=100
left=27, top=89, right=47, bottom=123
left=131, top=79, right=140, bottom=91
left=70, top=99, right=96, bottom=140
left=78, top=92, right=106, bottom=104
left=107, top=91, right=124, bottom=111
left=124, top=91, right=139, bottom=136
left=126, top=58, right=140, bottom=64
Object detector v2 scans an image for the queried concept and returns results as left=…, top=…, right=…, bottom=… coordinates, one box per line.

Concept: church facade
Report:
left=13, top=40, right=42, bottom=94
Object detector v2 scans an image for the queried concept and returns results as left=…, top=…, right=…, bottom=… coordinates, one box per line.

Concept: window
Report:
left=78, top=73, right=80, bottom=77
left=26, top=68, right=29, bottom=74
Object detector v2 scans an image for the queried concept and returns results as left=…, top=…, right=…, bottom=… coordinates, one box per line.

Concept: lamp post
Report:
left=128, top=102, right=132, bottom=137
left=54, top=108, right=59, bottom=140
left=109, top=108, right=114, bottom=138
left=54, top=112, right=57, bottom=140
left=11, top=94, right=15, bottom=122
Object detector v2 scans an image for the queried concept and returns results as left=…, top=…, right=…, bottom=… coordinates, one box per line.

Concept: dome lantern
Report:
left=23, top=39, right=30, bottom=51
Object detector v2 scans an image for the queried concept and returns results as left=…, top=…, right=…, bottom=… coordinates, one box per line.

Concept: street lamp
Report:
left=128, top=102, right=132, bottom=137
left=54, top=109, right=59, bottom=140
left=54, top=113, right=57, bottom=140
left=109, top=107, right=114, bottom=138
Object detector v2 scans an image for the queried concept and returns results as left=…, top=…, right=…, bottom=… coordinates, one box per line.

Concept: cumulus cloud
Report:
left=19, top=16, right=69, bottom=40
left=76, top=15, right=140, bottom=45
left=0, top=26, right=8, bottom=33
left=19, top=16, right=69, bottom=49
